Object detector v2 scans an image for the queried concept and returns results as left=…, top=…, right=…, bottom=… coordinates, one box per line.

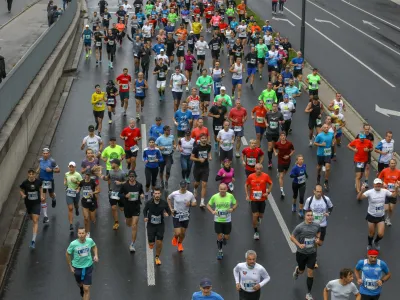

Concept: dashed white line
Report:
left=241, top=136, right=248, bottom=146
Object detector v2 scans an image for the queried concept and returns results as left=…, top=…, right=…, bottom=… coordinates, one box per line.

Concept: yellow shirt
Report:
left=91, top=92, right=106, bottom=111
left=192, top=22, right=202, bottom=34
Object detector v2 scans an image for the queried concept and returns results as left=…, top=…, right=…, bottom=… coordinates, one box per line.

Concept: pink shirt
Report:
left=211, top=16, right=222, bottom=26
left=217, top=167, right=234, bottom=184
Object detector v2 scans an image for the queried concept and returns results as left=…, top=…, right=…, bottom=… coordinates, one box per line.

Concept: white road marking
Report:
left=141, top=123, right=156, bottom=286
left=272, top=17, right=296, bottom=27
left=391, top=0, right=400, bottom=5
left=268, top=194, right=297, bottom=254
left=375, top=104, right=400, bottom=117
left=308, top=0, right=400, bottom=57
left=284, top=7, right=396, bottom=87
left=314, top=18, right=340, bottom=28
left=362, top=20, right=380, bottom=30
left=241, top=136, right=248, bottom=146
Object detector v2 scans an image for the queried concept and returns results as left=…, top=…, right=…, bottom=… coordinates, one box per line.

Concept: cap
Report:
left=109, top=137, right=117, bottom=141
left=179, top=180, right=187, bottom=188
left=68, top=161, right=76, bottom=167
left=333, top=105, right=340, bottom=110
left=42, top=147, right=50, bottom=153
left=185, top=130, right=191, bottom=136
left=373, top=178, right=383, bottom=184
left=128, top=170, right=137, bottom=177
left=155, top=116, right=162, bottom=121
left=278, top=45, right=283, bottom=49
left=358, top=133, right=366, bottom=139
left=160, top=49, right=165, bottom=52
left=190, top=30, right=193, bottom=33
left=220, top=86, right=226, bottom=90
left=110, top=159, right=121, bottom=166
left=241, top=20, right=246, bottom=23
left=88, top=125, right=95, bottom=131
left=85, top=24, right=89, bottom=27
left=283, top=94, right=289, bottom=99
left=200, top=278, right=212, bottom=288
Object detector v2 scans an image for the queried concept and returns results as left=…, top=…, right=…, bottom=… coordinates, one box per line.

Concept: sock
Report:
left=368, top=236, right=373, bottom=246
left=108, top=111, right=112, bottom=119
left=32, top=234, right=37, bottom=242
left=254, top=227, right=258, bottom=233
left=306, top=277, right=314, bottom=293
left=80, top=286, right=84, bottom=297
left=41, top=203, right=48, bottom=217
left=131, top=241, right=135, bottom=246
left=115, top=220, right=119, bottom=224
left=280, top=187, right=284, bottom=192
left=200, top=198, right=205, bottom=203
left=374, top=236, right=382, bottom=243
left=268, top=150, right=273, bottom=161
left=217, top=239, right=223, bottom=250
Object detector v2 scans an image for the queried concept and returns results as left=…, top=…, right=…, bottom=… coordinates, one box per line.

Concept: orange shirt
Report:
left=251, top=106, right=267, bottom=127
left=237, top=4, right=246, bottom=15
left=191, top=127, right=209, bottom=142
left=246, top=172, right=272, bottom=201
left=379, top=168, right=400, bottom=191
left=349, top=139, right=373, bottom=163
left=251, top=25, right=261, bottom=33
left=175, top=28, right=188, bottom=40
left=116, top=23, right=125, bottom=32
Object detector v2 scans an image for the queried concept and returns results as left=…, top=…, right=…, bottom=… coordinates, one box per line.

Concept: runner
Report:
left=192, top=278, right=224, bottom=300
left=217, top=120, right=235, bottom=163
left=305, top=68, right=321, bottom=99
left=233, top=250, right=271, bottom=300
left=209, top=98, right=228, bottom=151
left=91, top=84, right=106, bottom=137
left=153, top=58, right=169, bottom=101
left=314, top=124, right=334, bottom=191
left=82, top=24, right=93, bottom=59
left=66, top=228, right=98, bottom=300
left=143, top=187, right=171, bottom=265
left=305, top=96, right=323, bottom=147
left=229, top=57, right=244, bottom=99
left=101, top=137, right=125, bottom=176
left=120, top=170, right=145, bottom=252
left=330, top=105, right=346, bottom=147
left=184, top=49, right=197, bottom=91
left=251, top=100, right=267, bottom=148
left=187, top=88, right=201, bottom=127
left=356, top=124, right=374, bottom=188
left=79, top=170, right=99, bottom=238
left=229, top=99, right=247, bottom=158
left=242, top=140, right=265, bottom=177
left=143, top=138, right=164, bottom=200
left=279, top=94, right=296, bottom=136
left=105, top=29, right=117, bottom=68
left=323, top=269, right=360, bottom=300
left=378, top=159, right=400, bottom=226
left=156, top=126, right=176, bottom=190
left=170, top=66, right=188, bottom=112
left=191, top=118, right=210, bottom=143
left=291, top=51, right=304, bottom=81
left=265, top=102, right=284, bottom=169
left=133, top=72, right=149, bottom=120
left=167, top=180, right=197, bottom=252
left=375, top=131, right=395, bottom=174
left=105, top=80, right=118, bottom=124
left=213, top=86, right=232, bottom=107
left=208, top=32, right=222, bottom=66
left=258, top=82, right=278, bottom=112
left=116, top=68, right=132, bottom=117
left=195, top=35, right=209, bottom=73
left=244, top=46, right=257, bottom=89
left=211, top=61, right=225, bottom=96
left=174, top=102, right=193, bottom=138
left=178, top=130, right=195, bottom=183
left=120, top=119, right=141, bottom=171
left=64, top=162, right=83, bottom=232
left=207, top=183, right=237, bottom=260
left=196, top=69, right=214, bottom=116
left=149, top=117, right=164, bottom=140
left=245, top=164, right=273, bottom=240
left=290, top=154, right=308, bottom=214
left=255, top=38, right=268, bottom=80
left=93, top=26, right=104, bottom=65
left=274, top=132, right=295, bottom=199
left=291, top=210, right=321, bottom=300
left=216, top=159, right=235, bottom=193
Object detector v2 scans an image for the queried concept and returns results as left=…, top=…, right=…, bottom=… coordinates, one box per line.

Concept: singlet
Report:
left=309, top=101, right=321, bottom=121
left=232, top=63, right=243, bottom=80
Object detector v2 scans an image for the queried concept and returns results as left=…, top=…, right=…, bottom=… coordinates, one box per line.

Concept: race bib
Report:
left=356, top=162, right=364, bottom=168
left=122, top=84, right=129, bottom=90
left=278, top=87, right=283, bottom=93
left=96, top=42, right=102, bottom=46
left=243, top=280, right=256, bottom=290
left=107, top=98, right=115, bottom=105
left=374, top=204, right=384, bottom=212
left=148, top=154, right=157, bottom=162
left=313, top=212, right=324, bottom=224
left=387, top=183, right=395, bottom=191
left=284, top=78, right=290, bottom=84
left=129, top=192, right=139, bottom=201
left=178, top=212, right=189, bottom=221
left=250, top=58, right=256, bottom=64
left=247, top=158, right=256, bottom=166
left=234, top=126, right=242, bottom=132
left=215, top=125, right=222, bottom=131
left=108, top=40, right=114, bottom=45
left=253, top=191, right=262, bottom=199
left=162, top=145, right=173, bottom=154
left=217, top=210, right=228, bottom=218
left=316, top=119, right=322, bottom=125
left=130, top=145, right=139, bottom=153
left=159, top=71, right=165, bottom=78
left=364, top=279, right=378, bottom=290
left=222, top=140, right=232, bottom=148
left=265, top=98, right=273, bottom=105
left=304, top=237, right=315, bottom=248
left=85, top=35, right=91, bottom=39
left=198, top=151, right=208, bottom=159
left=269, top=121, right=278, bottom=129
left=42, top=181, right=52, bottom=189
left=96, top=102, right=103, bottom=107
left=27, top=192, right=38, bottom=201
left=66, top=189, right=77, bottom=197
left=151, top=215, right=162, bottom=224
left=228, top=182, right=234, bottom=191
left=110, top=191, right=120, bottom=200
left=311, top=82, right=317, bottom=89
left=215, top=82, right=222, bottom=88
left=179, top=46, right=184, bottom=50
left=297, top=174, right=306, bottom=184
left=77, top=246, right=90, bottom=257
left=82, top=190, right=92, bottom=199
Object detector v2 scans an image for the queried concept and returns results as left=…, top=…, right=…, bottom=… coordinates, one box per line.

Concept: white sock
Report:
left=200, top=198, right=205, bottom=203
left=41, top=203, right=48, bottom=217
left=32, top=234, right=37, bottom=242
left=280, top=187, right=284, bottom=192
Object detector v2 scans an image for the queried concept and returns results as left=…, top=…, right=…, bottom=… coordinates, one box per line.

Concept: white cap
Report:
left=85, top=24, right=89, bottom=27
left=68, top=161, right=76, bottom=167
left=373, top=178, right=383, bottom=184
left=220, top=86, right=226, bottom=90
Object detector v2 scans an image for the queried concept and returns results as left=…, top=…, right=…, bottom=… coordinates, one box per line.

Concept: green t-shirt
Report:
left=214, top=94, right=232, bottom=107
left=196, top=75, right=214, bottom=94
left=307, top=74, right=321, bottom=90
left=255, top=43, right=268, bottom=59
left=101, top=145, right=125, bottom=170
left=67, top=238, right=96, bottom=268
left=259, top=89, right=278, bottom=110
left=226, top=8, right=235, bottom=17
left=208, top=193, right=237, bottom=223
left=65, top=172, right=83, bottom=190
left=145, top=4, right=154, bottom=15
left=167, top=13, right=178, bottom=24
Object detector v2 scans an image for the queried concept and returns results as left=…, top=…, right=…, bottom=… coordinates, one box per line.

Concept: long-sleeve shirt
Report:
left=233, top=262, right=270, bottom=292
left=289, top=164, right=307, bottom=185
left=143, top=199, right=171, bottom=225
left=142, top=147, right=163, bottom=168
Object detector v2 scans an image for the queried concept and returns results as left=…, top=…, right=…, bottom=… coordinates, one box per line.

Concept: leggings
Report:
left=272, top=2, right=278, bottom=12
left=141, top=63, right=150, bottom=80
left=107, top=46, right=116, bottom=62
left=159, top=154, right=173, bottom=176
left=282, top=119, right=292, bottom=136
left=279, top=1, right=285, bottom=11
left=292, top=182, right=306, bottom=204
left=180, top=154, right=193, bottom=179
left=145, top=167, right=159, bottom=188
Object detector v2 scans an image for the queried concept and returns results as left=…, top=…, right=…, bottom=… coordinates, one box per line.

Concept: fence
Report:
left=0, top=0, right=78, bottom=128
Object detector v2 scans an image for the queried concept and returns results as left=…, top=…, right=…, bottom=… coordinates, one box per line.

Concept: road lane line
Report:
left=341, top=0, right=400, bottom=31
left=308, top=0, right=400, bottom=57
left=141, top=123, right=156, bottom=286
left=268, top=194, right=297, bottom=253
left=241, top=136, right=248, bottom=146
left=284, top=7, right=396, bottom=87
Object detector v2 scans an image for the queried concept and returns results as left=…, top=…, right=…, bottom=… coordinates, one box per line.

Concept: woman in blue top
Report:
left=290, top=154, right=307, bottom=217
left=142, top=137, right=163, bottom=200
left=133, top=72, right=148, bottom=121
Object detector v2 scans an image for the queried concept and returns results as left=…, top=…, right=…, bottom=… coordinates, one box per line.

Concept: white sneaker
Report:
left=385, top=217, right=392, bottom=226
left=200, top=200, right=205, bottom=207
left=322, top=166, right=326, bottom=172
left=306, top=293, right=314, bottom=300
left=253, top=232, right=260, bottom=240
left=309, top=140, right=313, bottom=147
left=129, top=244, right=136, bottom=252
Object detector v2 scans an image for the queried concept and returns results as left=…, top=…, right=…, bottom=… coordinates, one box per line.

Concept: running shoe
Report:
left=177, top=243, right=184, bottom=252
left=172, top=236, right=178, bottom=246
left=113, top=222, right=119, bottom=230
left=43, top=216, right=49, bottom=224
left=129, top=243, right=136, bottom=252
left=70, top=224, right=74, bottom=232
left=217, top=251, right=223, bottom=260
left=293, top=266, right=299, bottom=280
left=29, top=241, right=36, bottom=249
left=305, top=293, right=314, bottom=300
left=292, top=204, right=297, bottom=212
left=253, top=232, right=260, bottom=240
left=52, top=198, right=56, bottom=208
left=155, top=257, right=162, bottom=265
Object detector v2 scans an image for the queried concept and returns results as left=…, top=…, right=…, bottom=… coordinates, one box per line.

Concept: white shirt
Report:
left=279, top=101, right=295, bottom=120
left=233, top=262, right=271, bottom=292
left=304, top=195, right=333, bottom=227
left=217, top=129, right=235, bottom=151
left=180, top=138, right=195, bottom=155
left=142, top=24, right=152, bottom=37
left=326, top=279, right=359, bottom=300
left=156, top=54, right=169, bottom=65
left=363, top=188, right=392, bottom=217
left=333, top=99, right=345, bottom=114
left=237, top=25, right=247, bottom=37
left=168, top=190, right=196, bottom=217
left=188, top=99, right=200, bottom=116
left=195, top=40, right=209, bottom=55
left=82, top=135, right=102, bottom=154
left=171, top=73, right=187, bottom=92
left=122, top=4, right=132, bottom=12
left=231, top=63, right=243, bottom=80
left=263, top=34, right=272, bottom=46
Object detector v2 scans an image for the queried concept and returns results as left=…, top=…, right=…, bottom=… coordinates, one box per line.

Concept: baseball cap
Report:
left=200, top=278, right=212, bottom=288
left=42, top=147, right=50, bottom=153
left=128, top=170, right=137, bottom=177
left=68, top=161, right=76, bottom=167
left=155, top=116, right=162, bottom=121
left=283, top=94, right=289, bottom=99
left=185, top=130, right=191, bottom=136
left=111, top=159, right=121, bottom=166
left=160, top=49, right=165, bottom=52
left=190, top=30, right=193, bottom=33
left=88, top=125, right=95, bottom=131
left=179, top=180, right=187, bottom=188
left=373, top=178, right=383, bottom=184
left=333, top=105, right=340, bottom=110
left=358, top=133, right=366, bottom=139
left=220, top=86, right=226, bottom=90
left=85, top=24, right=89, bottom=28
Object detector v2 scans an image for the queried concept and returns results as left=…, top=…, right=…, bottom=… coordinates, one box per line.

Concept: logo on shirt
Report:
left=243, top=271, right=247, bottom=275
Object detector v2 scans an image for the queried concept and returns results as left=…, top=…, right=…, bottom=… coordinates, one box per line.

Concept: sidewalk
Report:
left=0, top=0, right=49, bottom=73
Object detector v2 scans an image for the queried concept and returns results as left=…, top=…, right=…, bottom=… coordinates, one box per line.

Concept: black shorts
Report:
left=267, top=65, right=278, bottom=72
left=41, top=179, right=55, bottom=194
left=360, top=295, right=380, bottom=300
left=219, top=148, right=233, bottom=161
left=124, top=201, right=141, bottom=218
left=245, top=169, right=254, bottom=178
left=366, top=213, right=385, bottom=224
left=257, top=58, right=265, bottom=65
left=296, top=251, right=317, bottom=271
left=293, top=69, right=303, bottom=77
left=172, top=91, right=183, bottom=101
left=25, top=201, right=41, bottom=215
left=278, top=164, right=290, bottom=172
left=193, top=166, right=209, bottom=182
left=81, top=198, right=97, bottom=211
left=199, top=91, right=210, bottom=102
left=309, top=89, right=318, bottom=96
left=166, top=50, right=174, bottom=57
left=211, top=50, right=220, bottom=59
left=239, top=289, right=261, bottom=300
left=144, top=37, right=151, bottom=43
left=125, top=149, right=138, bottom=159
left=109, top=194, right=124, bottom=207
left=251, top=201, right=266, bottom=214
left=147, top=223, right=165, bottom=242
left=385, top=196, right=397, bottom=205
left=197, top=54, right=205, bottom=60
left=266, top=133, right=279, bottom=142
left=319, top=226, right=327, bottom=241
left=308, top=119, right=322, bottom=129
left=135, top=95, right=145, bottom=101
left=93, top=110, right=104, bottom=119
left=214, top=222, right=232, bottom=235
left=74, top=265, right=93, bottom=286
left=378, top=162, right=389, bottom=173
left=176, top=50, right=185, bottom=57
left=317, top=155, right=331, bottom=166
left=177, top=130, right=186, bottom=138
left=173, top=217, right=190, bottom=228
left=354, top=161, right=367, bottom=173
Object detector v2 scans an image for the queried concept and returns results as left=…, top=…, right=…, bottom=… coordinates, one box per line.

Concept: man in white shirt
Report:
left=142, top=21, right=153, bottom=43
left=122, top=0, right=132, bottom=13
left=217, top=120, right=235, bottom=163
left=195, top=35, right=209, bottom=73
left=156, top=49, right=169, bottom=66
left=323, top=268, right=360, bottom=300
left=169, top=66, right=188, bottom=111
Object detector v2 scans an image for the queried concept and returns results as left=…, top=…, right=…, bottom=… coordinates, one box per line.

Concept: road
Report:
left=252, top=0, right=400, bottom=149
left=0, top=0, right=40, bottom=27
left=2, top=2, right=400, bottom=300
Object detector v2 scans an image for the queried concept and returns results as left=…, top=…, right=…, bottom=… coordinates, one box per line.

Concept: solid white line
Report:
left=141, top=123, right=156, bottom=286
left=284, top=7, right=396, bottom=87
left=391, top=0, right=400, bottom=5
left=241, top=136, right=248, bottom=146
left=308, top=0, right=400, bottom=57
left=268, top=194, right=297, bottom=253
left=341, top=0, right=400, bottom=31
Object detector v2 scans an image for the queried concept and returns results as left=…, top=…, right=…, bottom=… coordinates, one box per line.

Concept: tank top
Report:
left=232, top=63, right=243, bottom=80
left=309, top=101, right=321, bottom=121
left=180, top=137, right=195, bottom=155
left=212, top=68, right=223, bottom=82
left=333, top=99, right=344, bottom=114
left=135, top=79, right=145, bottom=96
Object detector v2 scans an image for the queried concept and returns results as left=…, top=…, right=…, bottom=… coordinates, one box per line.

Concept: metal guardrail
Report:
left=0, top=0, right=78, bottom=129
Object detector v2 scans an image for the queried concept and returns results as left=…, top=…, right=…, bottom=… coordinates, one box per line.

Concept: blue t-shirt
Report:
left=356, top=259, right=389, bottom=296
left=39, top=157, right=57, bottom=180
left=192, top=291, right=224, bottom=300
left=290, top=164, right=307, bottom=185
left=230, top=21, right=238, bottom=30
left=142, top=147, right=163, bottom=168
left=174, top=110, right=193, bottom=131
left=152, top=43, right=165, bottom=55
left=262, top=25, right=273, bottom=33
left=281, top=70, right=294, bottom=84
left=292, top=57, right=304, bottom=70
left=82, top=29, right=92, bottom=42
left=315, top=132, right=334, bottom=156
left=155, top=135, right=175, bottom=155
left=161, top=9, right=169, bottom=19
left=165, top=25, right=175, bottom=35
left=136, top=12, right=145, bottom=24
left=285, top=85, right=300, bottom=104
left=149, top=124, right=164, bottom=140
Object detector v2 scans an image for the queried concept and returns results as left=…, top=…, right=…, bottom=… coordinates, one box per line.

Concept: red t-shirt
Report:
left=246, top=172, right=272, bottom=201
left=251, top=106, right=267, bottom=128
left=349, top=139, right=373, bottom=163
left=229, top=107, right=247, bottom=127
left=379, top=168, right=400, bottom=190
left=120, top=127, right=141, bottom=150
left=191, top=127, right=209, bottom=142
left=274, top=141, right=294, bottom=165
left=219, top=22, right=229, bottom=32
left=205, top=7, right=215, bottom=19
left=116, top=74, right=132, bottom=92
left=242, top=147, right=264, bottom=172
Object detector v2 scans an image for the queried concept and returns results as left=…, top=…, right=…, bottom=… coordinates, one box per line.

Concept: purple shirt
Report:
left=184, top=54, right=196, bottom=70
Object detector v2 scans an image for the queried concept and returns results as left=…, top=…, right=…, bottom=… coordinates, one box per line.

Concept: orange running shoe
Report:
left=149, top=244, right=154, bottom=250
left=172, top=236, right=178, bottom=246
left=177, top=243, right=184, bottom=252
left=155, top=257, right=162, bottom=265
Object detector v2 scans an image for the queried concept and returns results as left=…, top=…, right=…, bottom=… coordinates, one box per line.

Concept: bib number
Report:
left=304, top=237, right=315, bottom=248
left=215, top=125, right=222, bottom=131
left=27, top=192, right=38, bottom=201
left=107, top=98, right=115, bottom=105
left=313, top=212, right=324, bottom=224
left=66, top=189, right=77, bottom=197
left=122, top=84, right=129, bottom=90
left=316, top=119, right=322, bottom=125
left=247, top=158, right=256, bottom=166
left=151, top=215, right=162, bottom=224
left=42, top=181, right=52, bottom=189
left=228, top=182, right=234, bottom=191
left=297, top=174, right=306, bottom=184
left=129, top=192, right=139, bottom=201
left=256, top=116, right=264, bottom=124
left=110, top=191, right=120, bottom=200
left=356, top=162, right=364, bottom=168
left=269, top=121, right=278, bottom=129
left=364, top=279, right=378, bottom=290
left=217, top=210, right=228, bottom=218
left=96, top=42, right=101, bottom=46
left=253, top=191, right=262, bottom=200
left=234, top=126, right=242, bottom=132
left=178, top=212, right=189, bottom=221
left=324, top=148, right=331, bottom=156
left=130, top=145, right=139, bottom=153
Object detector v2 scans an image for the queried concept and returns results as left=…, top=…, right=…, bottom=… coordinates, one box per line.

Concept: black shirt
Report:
left=281, top=42, right=292, bottom=52
left=106, top=86, right=118, bottom=97
left=120, top=180, right=144, bottom=203
left=20, top=179, right=42, bottom=203
left=165, top=38, right=176, bottom=52
left=356, top=132, right=374, bottom=142
left=266, top=111, right=284, bottom=135
left=106, top=34, right=116, bottom=46
left=274, top=80, right=284, bottom=95
left=309, top=101, right=322, bottom=121
left=209, top=38, right=221, bottom=51
left=98, top=0, right=108, bottom=8
left=209, top=105, right=227, bottom=129
left=245, top=52, right=257, bottom=68
left=187, top=34, right=197, bottom=46
left=192, top=143, right=212, bottom=167
left=134, top=0, right=143, bottom=12
left=140, top=47, right=152, bottom=64
left=143, top=199, right=171, bottom=225
left=93, top=31, right=102, bottom=42
left=233, top=43, right=243, bottom=56
left=154, top=64, right=168, bottom=81
left=79, top=179, right=97, bottom=201
left=176, top=40, right=185, bottom=52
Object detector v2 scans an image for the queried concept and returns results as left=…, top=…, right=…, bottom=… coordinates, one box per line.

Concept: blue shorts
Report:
left=247, top=67, right=257, bottom=76
left=66, top=192, right=80, bottom=206
left=335, top=130, right=342, bottom=138
left=255, top=126, right=266, bottom=135
left=84, top=41, right=92, bottom=47
left=172, top=91, right=183, bottom=101
left=232, top=78, right=243, bottom=86
left=192, top=114, right=201, bottom=120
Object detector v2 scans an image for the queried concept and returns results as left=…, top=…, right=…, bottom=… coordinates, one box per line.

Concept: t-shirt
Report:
left=258, top=89, right=277, bottom=110
left=229, top=107, right=247, bottom=127
left=121, top=127, right=141, bottom=150
left=82, top=135, right=102, bottom=154
left=191, top=127, right=209, bottom=142
left=101, top=145, right=125, bottom=170
left=266, top=111, right=283, bottom=135
left=208, top=193, right=237, bottom=223
left=355, top=259, right=389, bottom=296
left=67, top=238, right=96, bottom=268
left=192, top=22, right=202, bottom=34
left=246, top=172, right=272, bottom=201
left=119, top=181, right=144, bottom=202
left=242, top=147, right=264, bottom=172
left=363, top=188, right=392, bottom=217
left=79, top=179, right=97, bottom=200
left=303, top=196, right=333, bottom=227
left=274, top=141, right=294, bottom=165
left=279, top=101, right=295, bottom=120
left=196, top=75, right=214, bottom=94
left=325, top=279, right=359, bottom=300
left=156, top=134, right=175, bottom=155
left=217, top=129, right=235, bottom=151
left=116, top=74, right=132, bottom=92
left=168, top=190, right=196, bottom=218
left=192, top=144, right=212, bottom=168
left=39, top=157, right=57, bottom=181
left=315, top=132, right=334, bottom=157
left=91, top=92, right=106, bottom=111
left=213, top=94, right=232, bottom=107
left=252, top=106, right=267, bottom=127
left=378, top=168, right=400, bottom=191
left=20, top=179, right=42, bottom=203
left=174, top=109, right=193, bottom=131
left=292, top=57, right=304, bottom=70
left=307, top=74, right=321, bottom=90
left=188, top=96, right=200, bottom=116
left=179, top=137, right=195, bottom=155
left=292, top=222, right=320, bottom=254
left=154, top=64, right=168, bottom=81
left=65, top=172, right=83, bottom=190
left=192, top=291, right=224, bottom=300
left=108, top=169, right=127, bottom=193
left=171, top=73, right=187, bottom=92
left=255, top=43, right=268, bottom=59
left=209, top=105, right=227, bottom=131
left=348, top=139, right=373, bottom=163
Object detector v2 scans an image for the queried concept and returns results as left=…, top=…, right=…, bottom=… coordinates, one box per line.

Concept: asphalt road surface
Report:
left=253, top=0, right=400, bottom=148
left=2, top=2, right=400, bottom=300
left=0, top=0, right=40, bottom=27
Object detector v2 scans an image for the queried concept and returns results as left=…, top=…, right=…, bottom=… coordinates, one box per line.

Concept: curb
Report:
left=0, top=0, right=42, bottom=30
